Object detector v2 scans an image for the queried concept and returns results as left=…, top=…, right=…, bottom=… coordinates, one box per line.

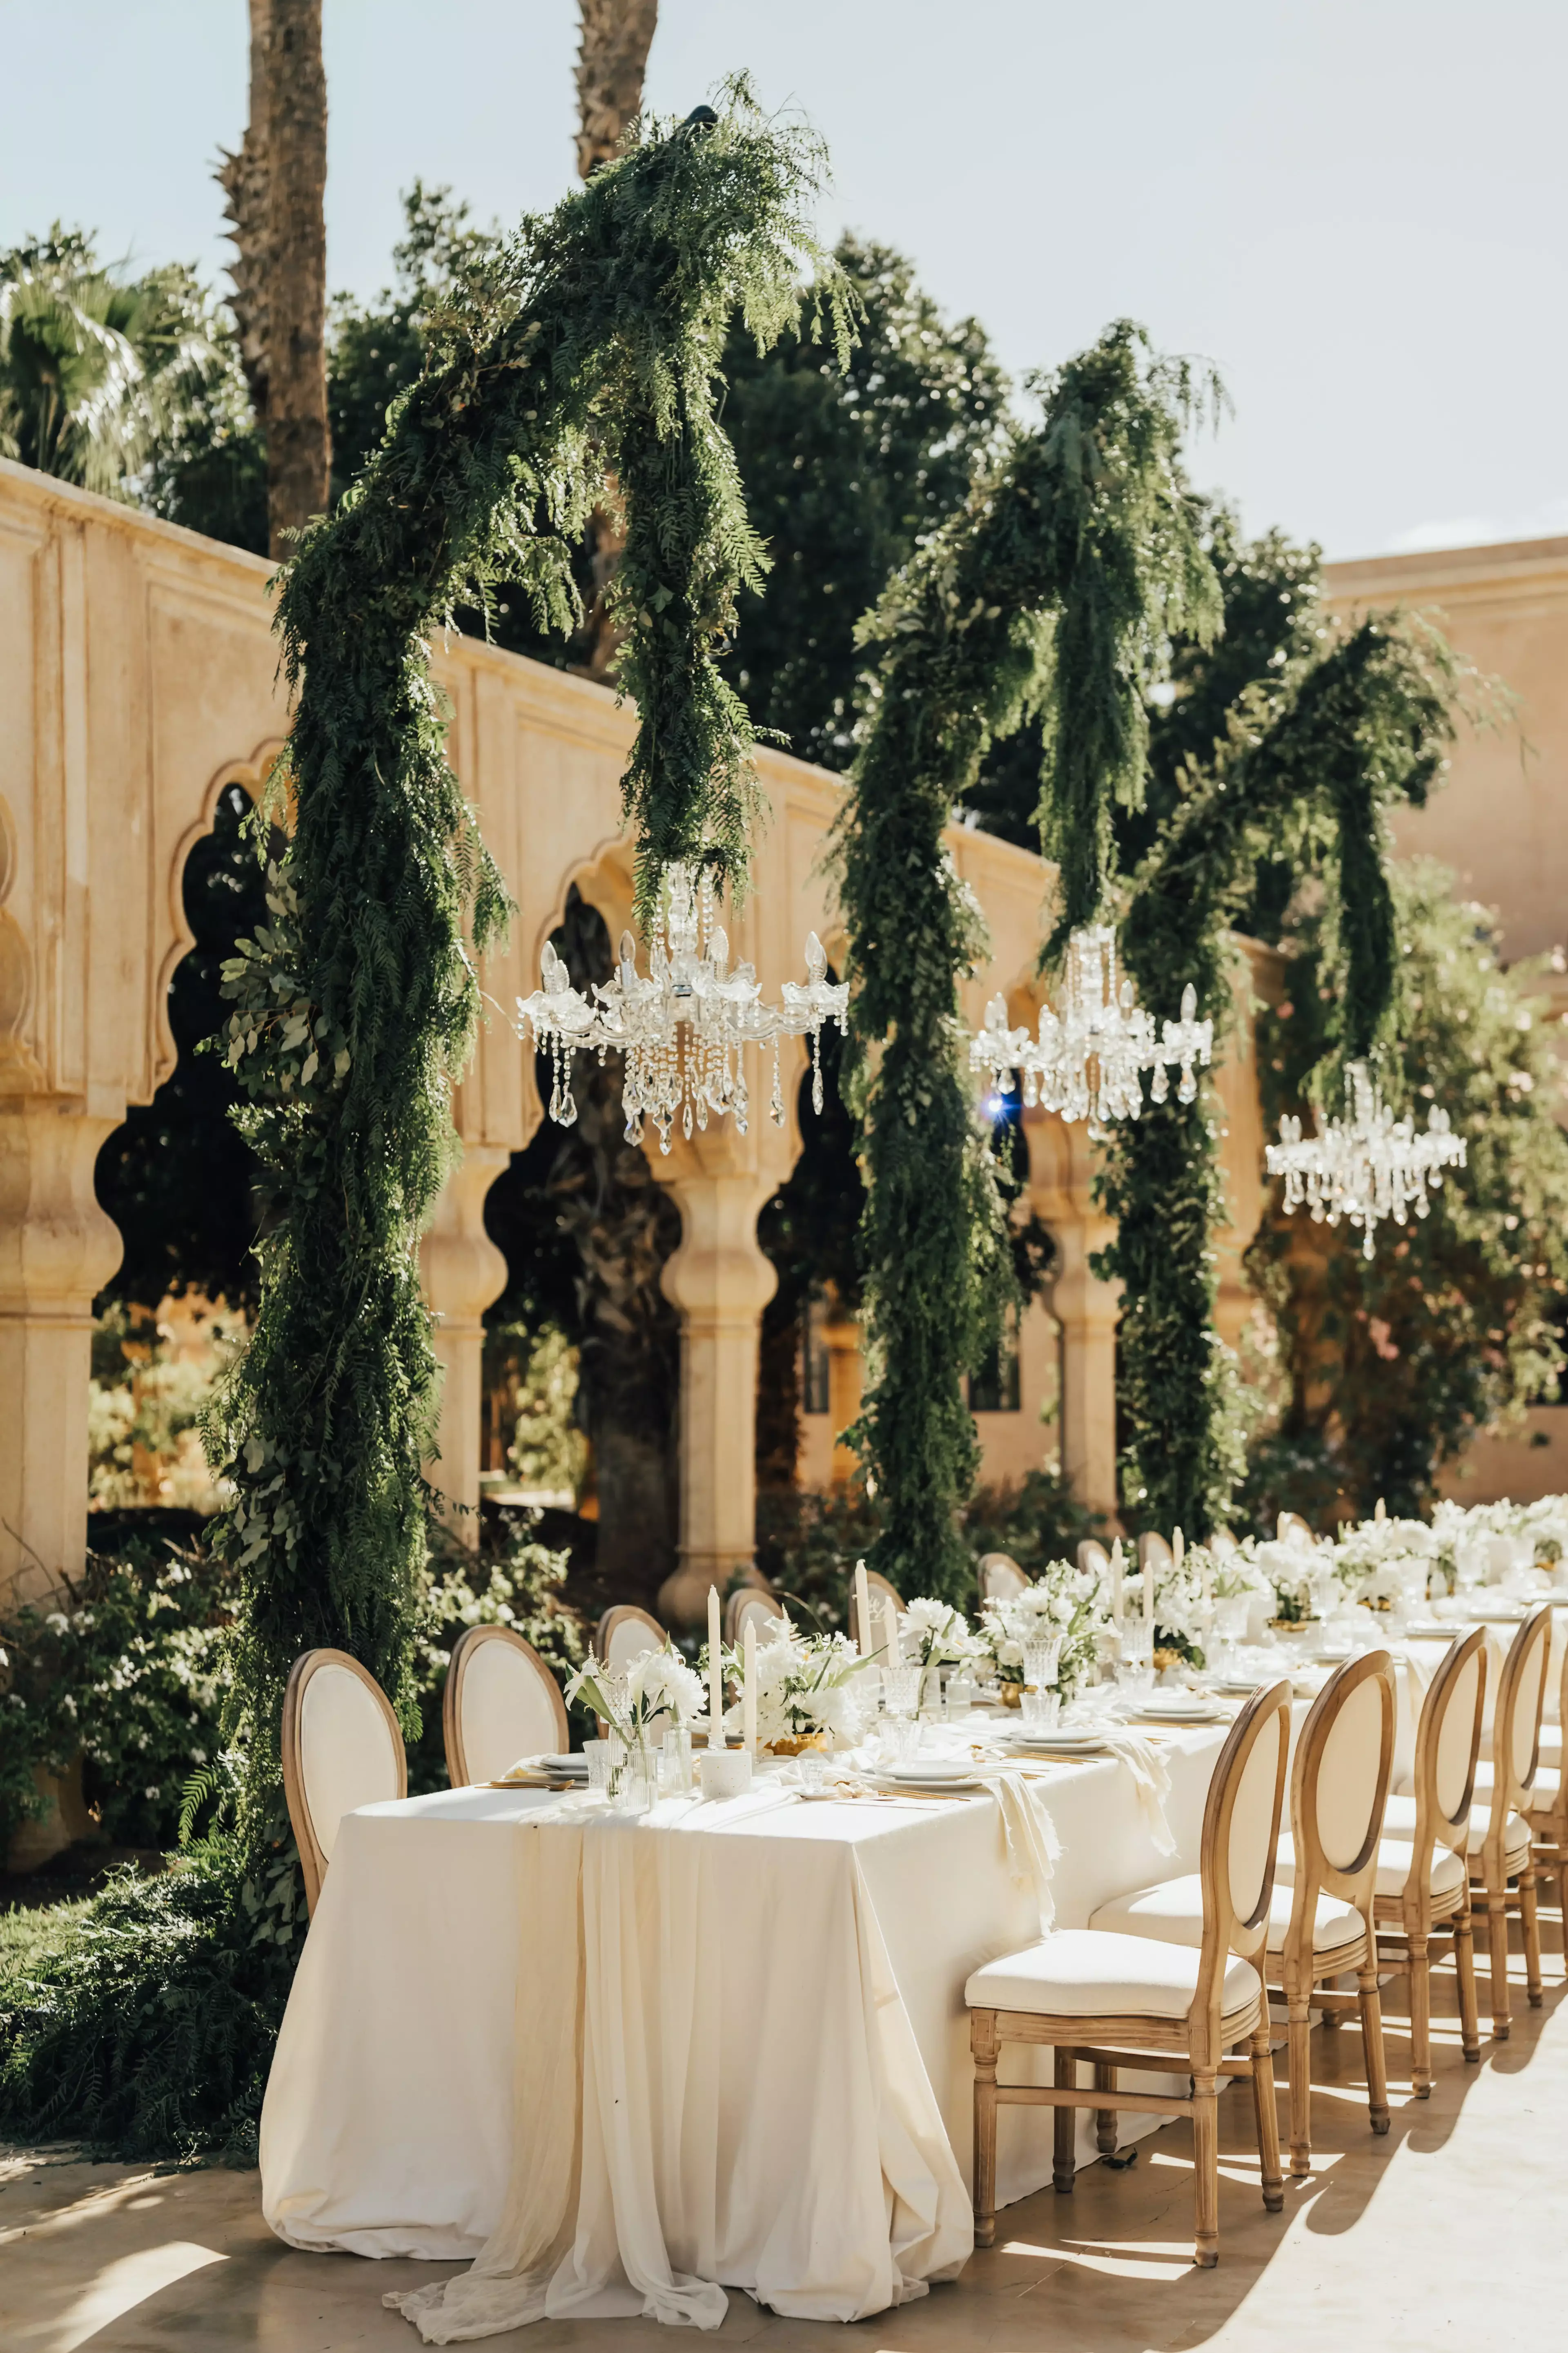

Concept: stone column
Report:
left=419, top=1142, right=511, bottom=1542
left=0, top=1100, right=124, bottom=1610
left=652, top=1141, right=780, bottom=1627
left=1027, top=1108, right=1122, bottom=1522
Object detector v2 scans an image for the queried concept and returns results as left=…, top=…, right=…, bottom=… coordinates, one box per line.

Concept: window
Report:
left=968, top=1305, right=1021, bottom=1413
left=801, top=1290, right=832, bottom=1415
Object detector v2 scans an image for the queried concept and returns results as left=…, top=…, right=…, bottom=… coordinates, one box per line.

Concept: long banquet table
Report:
left=260, top=1722, right=1230, bottom=2326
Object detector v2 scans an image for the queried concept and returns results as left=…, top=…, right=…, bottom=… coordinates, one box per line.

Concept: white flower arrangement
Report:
left=979, top=1560, right=1107, bottom=1700
left=900, top=1596, right=989, bottom=1709
left=565, top=1643, right=707, bottom=1757
left=721, top=1618, right=869, bottom=1749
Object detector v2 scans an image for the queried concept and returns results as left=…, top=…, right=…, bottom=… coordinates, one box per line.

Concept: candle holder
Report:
left=698, top=1746, right=753, bottom=1801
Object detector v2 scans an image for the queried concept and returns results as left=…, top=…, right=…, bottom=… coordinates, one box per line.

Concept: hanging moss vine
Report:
left=1099, top=616, right=1467, bottom=1535
left=836, top=323, right=1215, bottom=1600
left=208, top=84, right=848, bottom=1823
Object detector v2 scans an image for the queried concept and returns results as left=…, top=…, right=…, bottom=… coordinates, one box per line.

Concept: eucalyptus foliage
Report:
left=837, top=323, right=1214, bottom=1598
left=1100, top=614, right=1467, bottom=1535
left=208, top=85, right=848, bottom=1819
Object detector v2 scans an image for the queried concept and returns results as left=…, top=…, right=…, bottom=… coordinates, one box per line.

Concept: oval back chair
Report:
left=1470, top=1601, right=1552, bottom=2037
left=1137, top=1532, right=1174, bottom=1580
left=282, top=1648, right=407, bottom=1917
left=724, top=1586, right=788, bottom=1646
left=594, top=1604, right=666, bottom=1671
left=979, top=1552, right=1029, bottom=1604
left=967, top=1676, right=1292, bottom=2270
left=1374, top=1626, right=1487, bottom=2088
left=443, top=1624, right=569, bottom=1788
left=1276, top=1511, right=1316, bottom=1548
left=1271, top=1649, right=1397, bottom=2175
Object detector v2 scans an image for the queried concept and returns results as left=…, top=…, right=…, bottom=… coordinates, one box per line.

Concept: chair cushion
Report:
left=965, top=1927, right=1261, bottom=2021
left=1089, top=1871, right=1365, bottom=1956
left=1274, top=1828, right=1464, bottom=1902
left=1464, top=1801, right=1533, bottom=1861
left=1472, top=1760, right=1559, bottom=1815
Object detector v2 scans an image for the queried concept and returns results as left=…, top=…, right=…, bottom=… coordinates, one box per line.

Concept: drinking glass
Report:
left=885, top=1664, right=920, bottom=1720
left=947, top=1671, right=976, bottom=1723
left=800, top=1747, right=829, bottom=1794
left=1023, top=1636, right=1063, bottom=1694
left=1020, top=1685, right=1061, bottom=1734
left=584, top=1736, right=615, bottom=1797
left=659, top=1725, right=693, bottom=1796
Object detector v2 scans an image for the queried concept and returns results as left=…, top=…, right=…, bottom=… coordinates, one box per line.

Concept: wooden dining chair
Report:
left=1091, top=1650, right=1396, bottom=2177
left=1208, top=1530, right=1240, bottom=1562
left=865, top=1568, right=904, bottom=1616
left=593, top=1603, right=666, bottom=1670
left=282, top=1648, right=407, bottom=1917
left=1277, top=1511, right=1316, bottom=1546
left=1370, top=1627, right=1486, bottom=2090
left=724, top=1585, right=788, bottom=1645
left=1137, top=1531, right=1174, bottom=1580
left=969, top=1679, right=1291, bottom=2269
left=979, top=1551, right=1029, bottom=1604
left=1464, top=1602, right=1551, bottom=2038
left=1521, top=1614, right=1568, bottom=1927
left=443, top=1624, right=569, bottom=1789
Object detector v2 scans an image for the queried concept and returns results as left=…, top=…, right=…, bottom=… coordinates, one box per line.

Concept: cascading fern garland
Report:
left=1099, top=616, right=1465, bottom=1535
left=836, top=323, right=1215, bottom=1600
left=211, top=82, right=850, bottom=1822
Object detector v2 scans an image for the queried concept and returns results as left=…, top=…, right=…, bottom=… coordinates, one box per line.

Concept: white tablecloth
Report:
left=261, top=1724, right=1230, bottom=2324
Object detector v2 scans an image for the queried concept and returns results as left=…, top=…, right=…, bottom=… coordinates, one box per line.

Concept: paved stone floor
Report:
left=5, top=1924, right=1563, bottom=2353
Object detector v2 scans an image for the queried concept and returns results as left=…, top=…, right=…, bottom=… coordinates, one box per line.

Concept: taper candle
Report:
left=854, top=1559, right=872, bottom=1658
left=881, top=1594, right=900, bottom=1671
left=743, top=1618, right=757, bottom=1754
left=707, top=1584, right=724, bottom=1748
left=1172, top=1526, right=1185, bottom=1572
left=1143, top=1546, right=1154, bottom=1624
left=1110, top=1537, right=1125, bottom=1627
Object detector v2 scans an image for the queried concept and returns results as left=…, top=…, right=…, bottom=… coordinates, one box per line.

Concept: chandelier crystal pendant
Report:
left=1265, top=1060, right=1466, bottom=1260
left=516, top=863, right=849, bottom=1154
left=969, top=923, right=1214, bottom=1130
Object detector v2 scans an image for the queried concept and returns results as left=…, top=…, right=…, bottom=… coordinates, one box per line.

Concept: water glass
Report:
left=947, top=1671, right=976, bottom=1723
left=659, top=1725, right=693, bottom=1796
left=878, top=1713, right=919, bottom=1765
left=1120, top=1621, right=1155, bottom=1673
left=884, top=1664, right=920, bottom=1720
left=800, top=1747, right=829, bottom=1794
left=584, top=1736, right=615, bottom=1797
left=1023, top=1637, right=1063, bottom=1693
left=1020, top=1684, right=1061, bottom=1734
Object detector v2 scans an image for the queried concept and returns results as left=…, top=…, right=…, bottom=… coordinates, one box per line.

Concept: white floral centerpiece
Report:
left=901, top=1597, right=988, bottom=1711
left=979, top=1560, right=1108, bottom=1702
left=565, top=1643, right=707, bottom=1785
left=721, top=1617, right=869, bottom=1752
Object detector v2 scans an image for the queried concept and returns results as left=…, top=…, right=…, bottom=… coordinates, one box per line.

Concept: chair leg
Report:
left=1192, top=2068, right=1220, bottom=2268
left=1454, top=1903, right=1482, bottom=2064
left=1520, top=1865, right=1543, bottom=2009
left=1484, top=1885, right=1512, bottom=2039
left=1407, top=1930, right=1432, bottom=2097
left=1249, top=2025, right=1284, bottom=2214
left=1093, top=2060, right=1118, bottom=2156
left=1053, top=2046, right=1076, bottom=2194
left=1357, top=1964, right=1391, bottom=2135
left=1287, top=1996, right=1312, bottom=2178
left=971, top=2012, right=999, bottom=2248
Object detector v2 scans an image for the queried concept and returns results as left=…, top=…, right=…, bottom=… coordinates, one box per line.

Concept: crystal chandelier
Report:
left=969, top=923, right=1213, bottom=1129
left=1265, top=1060, right=1466, bottom=1259
left=516, top=864, right=849, bottom=1154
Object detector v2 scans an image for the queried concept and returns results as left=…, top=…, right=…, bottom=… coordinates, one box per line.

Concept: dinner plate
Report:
left=1008, top=1733, right=1107, bottom=1755
left=538, top=1754, right=589, bottom=1776
left=1467, top=1602, right=1528, bottom=1622
left=1132, top=1704, right=1226, bottom=1725
left=877, top=1770, right=985, bottom=1794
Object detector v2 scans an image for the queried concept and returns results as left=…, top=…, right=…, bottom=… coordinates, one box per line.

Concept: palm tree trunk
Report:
left=263, top=0, right=330, bottom=554
left=573, top=2, right=658, bottom=676
left=575, top=0, right=659, bottom=177
left=215, top=0, right=273, bottom=422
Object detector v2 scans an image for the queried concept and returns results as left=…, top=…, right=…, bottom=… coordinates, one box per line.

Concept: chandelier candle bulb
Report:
left=707, top=1586, right=724, bottom=1749
left=742, top=1619, right=757, bottom=1755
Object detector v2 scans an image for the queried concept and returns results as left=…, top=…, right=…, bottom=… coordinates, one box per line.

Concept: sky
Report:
left=2, top=0, right=1565, bottom=561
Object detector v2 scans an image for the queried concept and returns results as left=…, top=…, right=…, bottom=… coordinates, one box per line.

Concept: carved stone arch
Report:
left=152, top=736, right=287, bottom=1091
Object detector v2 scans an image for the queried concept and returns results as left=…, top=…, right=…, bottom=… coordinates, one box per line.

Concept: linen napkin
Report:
left=973, top=1767, right=1060, bottom=1933
left=1095, top=1730, right=1176, bottom=1857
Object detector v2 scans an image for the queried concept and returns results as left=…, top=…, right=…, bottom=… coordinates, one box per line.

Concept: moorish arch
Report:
left=0, top=455, right=1192, bottom=1621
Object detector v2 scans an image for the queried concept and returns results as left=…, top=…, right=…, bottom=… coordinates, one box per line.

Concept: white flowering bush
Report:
left=980, top=1560, right=1108, bottom=1700
left=565, top=1643, right=707, bottom=1753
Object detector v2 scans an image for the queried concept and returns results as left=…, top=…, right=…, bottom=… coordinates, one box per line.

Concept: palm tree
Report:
left=0, top=230, right=219, bottom=498
left=575, top=0, right=659, bottom=177
left=216, top=0, right=330, bottom=555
